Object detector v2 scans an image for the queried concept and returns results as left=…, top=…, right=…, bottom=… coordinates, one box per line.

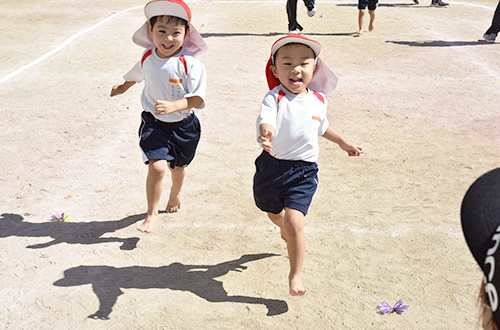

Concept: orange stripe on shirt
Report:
left=169, top=78, right=183, bottom=83
left=312, top=116, right=321, bottom=122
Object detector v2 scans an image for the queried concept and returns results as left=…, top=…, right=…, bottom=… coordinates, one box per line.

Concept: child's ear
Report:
left=270, top=64, right=278, bottom=78
left=147, top=21, right=153, bottom=36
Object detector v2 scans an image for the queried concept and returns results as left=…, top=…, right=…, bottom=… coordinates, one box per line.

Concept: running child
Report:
left=111, top=0, right=207, bottom=233
left=356, top=0, right=377, bottom=37
left=253, top=34, right=363, bottom=295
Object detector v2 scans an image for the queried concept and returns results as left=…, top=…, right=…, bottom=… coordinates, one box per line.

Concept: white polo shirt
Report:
left=124, top=47, right=206, bottom=123
left=256, top=86, right=329, bottom=162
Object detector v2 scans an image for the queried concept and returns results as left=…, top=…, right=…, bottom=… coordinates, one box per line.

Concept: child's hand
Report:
left=110, top=81, right=135, bottom=97
left=154, top=100, right=177, bottom=115
left=110, top=84, right=126, bottom=97
left=340, top=141, right=364, bottom=157
left=259, top=125, right=275, bottom=152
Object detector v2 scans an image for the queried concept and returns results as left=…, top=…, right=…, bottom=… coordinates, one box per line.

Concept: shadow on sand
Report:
left=53, top=253, right=289, bottom=319
left=386, top=40, right=496, bottom=47
left=0, top=213, right=144, bottom=250
left=200, top=32, right=354, bottom=38
left=336, top=2, right=419, bottom=6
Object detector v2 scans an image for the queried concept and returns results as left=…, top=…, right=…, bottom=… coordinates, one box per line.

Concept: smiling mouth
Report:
left=162, top=44, right=174, bottom=50
left=290, top=78, right=302, bottom=86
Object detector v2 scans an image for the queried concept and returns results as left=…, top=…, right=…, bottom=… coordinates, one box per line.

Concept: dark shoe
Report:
left=307, top=5, right=317, bottom=17
left=431, top=0, right=448, bottom=6
left=482, top=33, right=497, bottom=43
left=413, top=0, right=419, bottom=4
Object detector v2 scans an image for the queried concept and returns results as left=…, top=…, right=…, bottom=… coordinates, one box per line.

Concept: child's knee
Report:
left=149, top=160, right=168, bottom=176
left=284, top=221, right=304, bottom=238
left=283, top=210, right=305, bottom=235
left=169, top=165, right=185, bottom=173
left=267, top=211, right=284, bottom=222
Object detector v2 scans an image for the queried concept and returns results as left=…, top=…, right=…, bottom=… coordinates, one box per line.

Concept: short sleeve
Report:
left=319, top=116, right=329, bottom=135
left=183, top=59, right=207, bottom=109
left=318, top=94, right=329, bottom=135
left=256, top=91, right=278, bottom=142
left=123, top=61, right=144, bottom=83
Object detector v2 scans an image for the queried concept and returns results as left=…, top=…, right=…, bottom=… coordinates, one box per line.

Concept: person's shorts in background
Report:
left=253, top=151, right=318, bottom=215
left=358, top=0, right=378, bottom=10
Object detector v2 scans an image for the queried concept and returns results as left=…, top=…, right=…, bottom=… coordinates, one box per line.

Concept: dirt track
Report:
left=1, top=0, right=499, bottom=329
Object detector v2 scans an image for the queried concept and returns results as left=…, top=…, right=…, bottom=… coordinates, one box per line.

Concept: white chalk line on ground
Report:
left=0, top=1, right=495, bottom=85
left=0, top=5, right=142, bottom=85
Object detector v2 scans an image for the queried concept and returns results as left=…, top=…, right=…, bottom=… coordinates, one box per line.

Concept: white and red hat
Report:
left=265, top=34, right=338, bottom=95
left=132, top=0, right=207, bottom=55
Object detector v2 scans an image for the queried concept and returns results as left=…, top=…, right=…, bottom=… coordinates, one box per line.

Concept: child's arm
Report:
left=258, top=123, right=275, bottom=152
left=110, top=81, right=136, bottom=97
left=322, top=126, right=363, bottom=156
left=154, top=96, right=203, bottom=115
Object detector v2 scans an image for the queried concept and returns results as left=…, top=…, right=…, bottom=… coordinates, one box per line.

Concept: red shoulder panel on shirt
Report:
left=141, top=49, right=153, bottom=68
left=312, top=90, right=325, bottom=104
left=179, top=55, right=188, bottom=75
left=277, top=90, right=286, bottom=103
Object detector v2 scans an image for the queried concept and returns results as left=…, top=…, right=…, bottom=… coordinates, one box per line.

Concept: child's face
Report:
left=271, top=44, right=316, bottom=95
left=149, top=16, right=186, bottom=58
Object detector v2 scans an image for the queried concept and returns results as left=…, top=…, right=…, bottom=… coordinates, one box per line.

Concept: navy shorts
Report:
left=138, top=111, right=201, bottom=168
left=358, top=0, right=378, bottom=10
left=253, top=151, right=319, bottom=215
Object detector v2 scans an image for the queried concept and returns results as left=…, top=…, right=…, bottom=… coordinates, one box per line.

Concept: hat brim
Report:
left=271, top=34, right=321, bottom=58
left=144, top=0, right=191, bottom=22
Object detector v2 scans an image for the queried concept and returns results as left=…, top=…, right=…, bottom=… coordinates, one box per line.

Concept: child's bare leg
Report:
left=166, top=165, right=185, bottom=213
left=283, top=208, right=307, bottom=296
left=138, top=160, right=167, bottom=233
left=356, top=10, right=365, bottom=36
left=368, top=9, right=375, bottom=31
left=267, top=210, right=287, bottom=241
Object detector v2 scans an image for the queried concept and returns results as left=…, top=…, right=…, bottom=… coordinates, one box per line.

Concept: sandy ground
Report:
left=1, top=0, right=499, bottom=329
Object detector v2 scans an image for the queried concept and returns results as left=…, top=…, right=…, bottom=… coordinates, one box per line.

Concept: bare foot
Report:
left=369, top=24, right=374, bottom=32
left=355, top=31, right=363, bottom=37
left=137, top=214, right=158, bottom=233
left=289, top=275, right=307, bottom=296
left=166, top=196, right=181, bottom=213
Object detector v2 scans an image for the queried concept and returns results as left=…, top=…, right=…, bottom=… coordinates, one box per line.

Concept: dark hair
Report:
left=272, top=43, right=316, bottom=64
left=149, top=15, right=189, bottom=30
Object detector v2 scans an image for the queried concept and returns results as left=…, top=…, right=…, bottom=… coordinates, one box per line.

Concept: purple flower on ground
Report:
left=393, top=299, right=409, bottom=314
left=50, top=213, right=70, bottom=222
left=377, top=299, right=409, bottom=314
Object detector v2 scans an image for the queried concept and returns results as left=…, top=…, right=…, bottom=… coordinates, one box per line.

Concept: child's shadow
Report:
left=0, top=213, right=144, bottom=250
left=53, top=253, right=288, bottom=318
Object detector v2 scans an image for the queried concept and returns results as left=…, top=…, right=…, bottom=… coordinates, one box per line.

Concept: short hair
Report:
left=149, top=15, right=189, bottom=30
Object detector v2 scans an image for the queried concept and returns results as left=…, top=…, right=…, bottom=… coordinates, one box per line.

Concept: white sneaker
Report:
left=483, top=33, right=496, bottom=43
left=307, top=5, right=316, bottom=17
left=289, top=29, right=299, bottom=34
